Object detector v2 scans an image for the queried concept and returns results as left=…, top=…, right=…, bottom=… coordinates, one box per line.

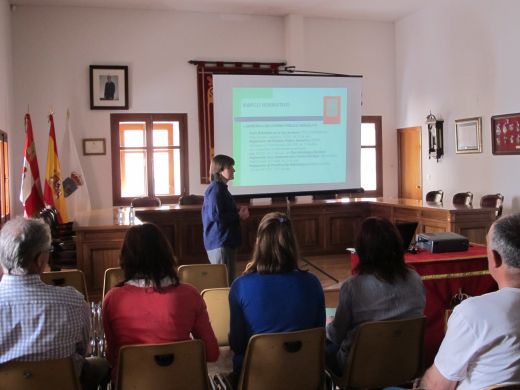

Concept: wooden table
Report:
left=75, top=198, right=495, bottom=300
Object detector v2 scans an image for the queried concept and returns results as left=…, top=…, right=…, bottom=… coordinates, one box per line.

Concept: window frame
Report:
left=360, top=115, right=383, bottom=197
left=110, top=113, right=188, bottom=206
left=0, top=130, right=9, bottom=226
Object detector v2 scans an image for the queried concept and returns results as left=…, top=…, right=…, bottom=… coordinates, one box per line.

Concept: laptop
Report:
left=395, top=221, right=419, bottom=253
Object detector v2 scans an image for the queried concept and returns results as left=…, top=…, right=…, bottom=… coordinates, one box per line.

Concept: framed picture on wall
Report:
left=83, top=138, right=106, bottom=155
left=455, top=117, right=482, bottom=154
left=89, top=65, right=129, bottom=109
left=491, top=112, right=520, bottom=155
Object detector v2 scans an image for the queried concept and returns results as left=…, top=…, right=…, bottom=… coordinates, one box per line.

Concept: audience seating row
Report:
left=7, top=266, right=514, bottom=389
left=0, top=319, right=425, bottom=390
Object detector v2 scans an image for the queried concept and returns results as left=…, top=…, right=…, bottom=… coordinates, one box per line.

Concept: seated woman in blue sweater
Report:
left=229, top=211, right=325, bottom=381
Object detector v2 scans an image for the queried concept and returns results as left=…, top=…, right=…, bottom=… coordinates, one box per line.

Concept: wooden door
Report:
left=398, top=127, right=422, bottom=200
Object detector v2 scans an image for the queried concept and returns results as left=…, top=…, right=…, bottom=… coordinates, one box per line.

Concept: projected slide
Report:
left=232, top=88, right=347, bottom=186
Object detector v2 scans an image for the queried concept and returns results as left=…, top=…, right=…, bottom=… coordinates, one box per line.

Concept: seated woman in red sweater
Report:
left=102, top=223, right=219, bottom=381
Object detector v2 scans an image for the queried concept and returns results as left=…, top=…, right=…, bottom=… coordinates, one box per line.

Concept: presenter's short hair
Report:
left=209, top=154, right=235, bottom=182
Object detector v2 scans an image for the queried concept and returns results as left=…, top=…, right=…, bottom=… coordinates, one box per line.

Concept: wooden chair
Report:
left=327, top=316, right=426, bottom=390
left=41, top=269, right=88, bottom=301
left=130, top=196, right=162, bottom=207
left=103, top=267, right=125, bottom=299
left=201, top=288, right=230, bottom=346
left=178, top=194, right=204, bottom=206
left=480, top=193, right=504, bottom=218
left=178, top=264, right=229, bottom=293
left=453, top=192, right=473, bottom=206
left=425, top=190, right=443, bottom=203
left=312, top=193, right=337, bottom=200
left=116, top=340, right=210, bottom=390
left=0, top=357, right=81, bottom=390
left=238, top=328, right=325, bottom=390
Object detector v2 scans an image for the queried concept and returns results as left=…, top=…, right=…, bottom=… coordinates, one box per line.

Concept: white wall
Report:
left=396, top=0, right=520, bottom=213
left=11, top=6, right=396, bottom=214
left=304, top=18, right=396, bottom=196
left=0, top=0, right=12, bottom=144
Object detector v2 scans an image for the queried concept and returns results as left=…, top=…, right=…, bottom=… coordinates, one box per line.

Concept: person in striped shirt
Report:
left=0, top=217, right=109, bottom=389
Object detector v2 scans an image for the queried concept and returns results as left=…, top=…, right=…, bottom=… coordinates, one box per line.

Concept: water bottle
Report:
left=117, top=207, right=124, bottom=225
left=128, top=206, right=135, bottom=225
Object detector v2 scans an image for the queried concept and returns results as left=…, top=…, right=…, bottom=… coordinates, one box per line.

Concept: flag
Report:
left=43, top=113, right=68, bottom=223
left=19, top=113, right=44, bottom=217
left=60, top=109, right=91, bottom=221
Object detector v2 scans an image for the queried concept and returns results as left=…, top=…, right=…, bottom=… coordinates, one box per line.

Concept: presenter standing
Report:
left=202, top=154, right=249, bottom=281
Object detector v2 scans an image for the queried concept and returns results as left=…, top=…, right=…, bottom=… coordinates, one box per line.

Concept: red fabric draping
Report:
left=20, top=113, right=44, bottom=217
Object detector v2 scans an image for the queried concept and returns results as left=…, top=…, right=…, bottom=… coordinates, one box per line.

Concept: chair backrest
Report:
left=480, top=193, right=505, bottom=218
left=130, top=196, right=162, bottom=207
left=335, top=316, right=425, bottom=389
left=178, top=194, right=204, bottom=206
left=40, top=270, right=88, bottom=300
left=0, top=357, right=81, bottom=390
left=116, top=340, right=210, bottom=390
left=178, top=264, right=229, bottom=293
left=425, top=190, right=443, bottom=203
left=103, top=267, right=125, bottom=299
left=201, top=288, right=230, bottom=346
left=238, top=328, right=325, bottom=390
left=485, top=384, right=520, bottom=390
left=453, top=191, right=473, bottom=206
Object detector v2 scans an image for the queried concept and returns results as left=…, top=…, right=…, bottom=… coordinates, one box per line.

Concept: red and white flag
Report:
left=60, top=109, right=91, bottom=221
left=43, top=113, right=68, bottom=223
left=19, top=113, right=44, bottom=217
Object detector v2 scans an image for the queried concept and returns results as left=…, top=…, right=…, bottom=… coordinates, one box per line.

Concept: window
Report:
left=110, top=114, right=188, bottom=205
left=360, top=116, right=382, bottom=197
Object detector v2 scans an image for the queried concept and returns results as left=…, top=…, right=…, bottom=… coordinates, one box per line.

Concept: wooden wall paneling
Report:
left=292, top=215, right=321, bottom=251
left=76, top=227, right=127, bottom=301
left=178, top=219, right=204, bottom=264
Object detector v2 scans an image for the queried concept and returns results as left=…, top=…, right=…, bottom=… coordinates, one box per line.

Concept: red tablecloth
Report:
left=350, top=244, right=497, bottom=366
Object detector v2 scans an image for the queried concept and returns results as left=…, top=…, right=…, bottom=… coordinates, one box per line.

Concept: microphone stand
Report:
left=286, top=196, right=339, bottom=284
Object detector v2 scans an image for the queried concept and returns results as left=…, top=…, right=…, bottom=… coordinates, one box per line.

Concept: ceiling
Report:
left=8, top=0, right=440, bottom=22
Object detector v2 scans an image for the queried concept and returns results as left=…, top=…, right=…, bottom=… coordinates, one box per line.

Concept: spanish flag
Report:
left=43, top=114, right=68, bottom=223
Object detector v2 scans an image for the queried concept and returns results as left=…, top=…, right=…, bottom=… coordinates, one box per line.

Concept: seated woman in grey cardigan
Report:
left=325, top=216, right=426, bottom=375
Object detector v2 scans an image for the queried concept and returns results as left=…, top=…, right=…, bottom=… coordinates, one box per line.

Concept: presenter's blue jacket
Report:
left=202, top=180, right=241, bottom=250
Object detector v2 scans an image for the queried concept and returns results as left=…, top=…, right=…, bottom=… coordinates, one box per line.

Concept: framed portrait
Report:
left=89, top=65, right=128, bottom=109
left=83, top=138, right=106, bottom=155
left=455, top=117, right=482, bottom=154
left=491, top=112, right=520, bottom=155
